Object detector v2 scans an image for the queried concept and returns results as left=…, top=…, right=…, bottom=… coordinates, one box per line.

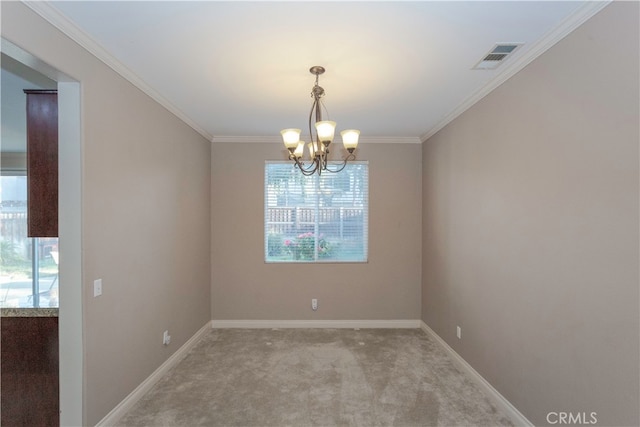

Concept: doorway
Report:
left=1, top=38, right=83, bottom=425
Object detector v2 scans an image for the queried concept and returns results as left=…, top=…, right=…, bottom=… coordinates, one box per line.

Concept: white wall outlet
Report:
left=456, top=326, right=462, bottom=339
left=311, top=298, right=318, bottom=311
left=163, top=330, right=171, bottom=346
left=93, top=279, right=102, bottom=297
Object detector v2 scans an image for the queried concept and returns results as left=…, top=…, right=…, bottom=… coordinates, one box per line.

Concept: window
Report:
left=0, top=173, right=59, bottom=308
left=265, top=162, right=368, bottom=263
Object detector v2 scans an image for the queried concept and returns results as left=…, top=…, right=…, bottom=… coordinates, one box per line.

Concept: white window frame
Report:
left=264, top=161, right=369, bottom=263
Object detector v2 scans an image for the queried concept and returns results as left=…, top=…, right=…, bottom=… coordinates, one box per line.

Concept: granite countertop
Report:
left=1, top=308, right=59, bottom=317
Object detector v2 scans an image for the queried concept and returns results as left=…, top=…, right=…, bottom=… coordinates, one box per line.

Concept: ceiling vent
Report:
left=473, top=43, right=522, bottom=70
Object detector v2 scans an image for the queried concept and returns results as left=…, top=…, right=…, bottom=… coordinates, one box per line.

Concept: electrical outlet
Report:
left=456, top=326, right=462, bottom=339
left=163, top=330, right=171, bottom=346
left=311, top=298, right=318, bottom=311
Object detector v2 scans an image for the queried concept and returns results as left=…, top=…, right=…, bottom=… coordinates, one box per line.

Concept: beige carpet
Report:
left=118, top=328, right=514, bottom=426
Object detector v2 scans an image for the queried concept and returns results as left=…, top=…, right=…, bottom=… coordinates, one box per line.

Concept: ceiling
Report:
left=22, top=1, right=608, bottom=143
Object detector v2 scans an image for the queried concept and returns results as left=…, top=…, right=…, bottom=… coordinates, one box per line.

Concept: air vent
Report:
left=473, top=43, right=522, bottom=70
left=483, top=53, right=508, bottom=62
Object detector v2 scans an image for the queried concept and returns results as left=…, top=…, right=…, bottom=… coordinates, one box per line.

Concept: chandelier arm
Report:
left=315, top=93, right=323, bottom=123
left=299, top=166, right=319, bottom=177
left=323, top=153, right=356, bottom=174
left=292, top=155, right=321, bottom=176
left=319, top=99, right=329, bottom=123
left=308, top=97, right=320, bottom=144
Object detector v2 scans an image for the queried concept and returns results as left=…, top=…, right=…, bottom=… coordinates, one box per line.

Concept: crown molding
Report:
left=420, top=0, right=611, bottom=143
left=21, top=1, right=419, bottom=146
left=21, top=0, right=609, bottom=146
left=21, top=0, right=214, bottom=142
left=211, top=136, right=283, bottom=144
left=212, top=135, right=421, bottom=144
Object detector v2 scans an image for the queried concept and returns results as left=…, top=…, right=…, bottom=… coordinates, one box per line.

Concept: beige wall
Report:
left=422, top=2, right=639, bottom=426
left=212, top=142, right=422, bottom=320
left=1, top=3, right=212, bottom=425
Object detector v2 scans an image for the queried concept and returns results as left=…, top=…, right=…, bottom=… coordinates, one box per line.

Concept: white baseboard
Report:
left=96, top=321, right=213, bottom=427
left=419, top=321, right=533, bottom=427
left=211, top=319, right=421, bottom=329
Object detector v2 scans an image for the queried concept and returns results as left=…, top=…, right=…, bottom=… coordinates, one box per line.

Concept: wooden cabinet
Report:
left=25, top=90, right=58, bottom=238
left=1, top=316, right=59, bottom=426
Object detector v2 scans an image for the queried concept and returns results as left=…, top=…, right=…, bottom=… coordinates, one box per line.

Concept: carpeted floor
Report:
left=118, top=328, right=514, bottom=426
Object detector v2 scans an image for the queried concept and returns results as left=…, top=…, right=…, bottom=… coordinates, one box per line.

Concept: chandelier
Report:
left=280, top=66, right=360, bottom=176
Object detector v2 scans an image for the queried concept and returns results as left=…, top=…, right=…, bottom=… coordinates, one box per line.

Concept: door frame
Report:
left=2, top=38, right=84, bottom=426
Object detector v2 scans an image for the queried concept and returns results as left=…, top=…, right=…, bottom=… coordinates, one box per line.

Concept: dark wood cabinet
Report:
left=25, top=90, right=58, bottom=238
left=1, top=316, right=59, bottom=426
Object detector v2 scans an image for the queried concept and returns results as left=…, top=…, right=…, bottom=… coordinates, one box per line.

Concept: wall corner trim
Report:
left=95, top=321, right=213, bottom=427
left=419, top=321, right=533, bottom=427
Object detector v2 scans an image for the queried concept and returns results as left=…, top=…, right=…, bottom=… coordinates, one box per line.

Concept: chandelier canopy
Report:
left=281, top=66, right=360, bottom=176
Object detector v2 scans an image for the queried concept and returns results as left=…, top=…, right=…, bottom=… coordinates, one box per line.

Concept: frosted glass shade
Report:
left=281, top=128, right=301, bottom=149
left=315, top=121, right=336, bottom=143
left=308, top=141, right=325, bottom=158
left=341, top=129, right=360, bottom=151
left=294, top=142, right=304, bottom=158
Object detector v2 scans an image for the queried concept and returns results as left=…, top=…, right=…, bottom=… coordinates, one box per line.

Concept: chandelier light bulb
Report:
left=340, top=129, right=360, bottom=153
left=315, top=121, right=336, bottom=144
left=281, top=128, right=301, bottom=149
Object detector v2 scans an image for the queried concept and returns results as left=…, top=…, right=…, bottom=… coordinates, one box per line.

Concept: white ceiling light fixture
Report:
left=281, top=66, right=360, bottom=176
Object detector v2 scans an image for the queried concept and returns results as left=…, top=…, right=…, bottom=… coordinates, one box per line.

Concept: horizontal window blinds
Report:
left=265, top=162, right=368, bottom=263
